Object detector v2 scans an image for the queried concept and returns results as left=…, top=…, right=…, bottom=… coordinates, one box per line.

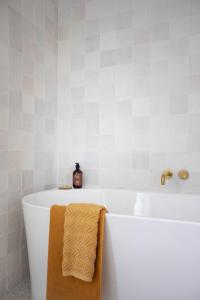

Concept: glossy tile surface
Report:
left=0, top=0, right=58, bottom=294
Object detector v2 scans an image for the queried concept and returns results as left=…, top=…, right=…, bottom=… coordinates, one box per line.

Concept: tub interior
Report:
left=23, top=189, right=200, bottom=223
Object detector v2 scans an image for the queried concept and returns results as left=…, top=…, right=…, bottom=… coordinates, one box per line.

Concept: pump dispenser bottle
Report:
left=73, top=163, right=83, bottom=188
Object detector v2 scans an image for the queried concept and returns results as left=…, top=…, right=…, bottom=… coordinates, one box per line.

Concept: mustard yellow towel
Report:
left=46, top=205, right=107, bottom=300
left=62, top=203, right=106, bottom=282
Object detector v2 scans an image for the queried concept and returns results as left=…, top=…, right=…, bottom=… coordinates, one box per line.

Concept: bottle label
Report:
left=74, top=173, right=82, bottom=186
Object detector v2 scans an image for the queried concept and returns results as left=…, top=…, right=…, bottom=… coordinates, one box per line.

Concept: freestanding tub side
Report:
left=22, top=189, right=200, bottom=300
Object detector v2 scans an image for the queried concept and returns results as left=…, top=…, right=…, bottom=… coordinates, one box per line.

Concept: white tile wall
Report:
left=0, top=0, right=58, bottom=295
left=57, top=0, right=200, bottom=194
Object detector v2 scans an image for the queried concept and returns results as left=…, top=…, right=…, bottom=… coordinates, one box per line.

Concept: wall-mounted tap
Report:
left=161, top=170, right=173, bottom=185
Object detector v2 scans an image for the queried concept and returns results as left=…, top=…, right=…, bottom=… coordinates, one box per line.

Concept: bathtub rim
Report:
left=22, top=188, right=200, bottom=226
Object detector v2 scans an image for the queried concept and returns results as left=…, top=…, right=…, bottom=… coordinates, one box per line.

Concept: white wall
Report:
left=57, top=0, right=200, bottom=193
left=0, top=0, right=58, bottom=295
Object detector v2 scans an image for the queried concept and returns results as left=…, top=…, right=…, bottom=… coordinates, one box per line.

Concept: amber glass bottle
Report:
left=73, top=163, right=83, bottom=188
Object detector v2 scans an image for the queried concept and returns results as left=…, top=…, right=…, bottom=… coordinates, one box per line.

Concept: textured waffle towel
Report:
left=46, top=204, right=106, bottom=300
left=62, top=203, right=106, bottom=282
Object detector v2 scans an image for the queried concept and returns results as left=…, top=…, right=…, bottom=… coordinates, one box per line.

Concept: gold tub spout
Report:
left=161, top=170, right=173, bottom=185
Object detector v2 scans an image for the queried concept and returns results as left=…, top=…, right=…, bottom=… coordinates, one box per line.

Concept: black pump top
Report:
left=75, top=162, right=80, bottom=170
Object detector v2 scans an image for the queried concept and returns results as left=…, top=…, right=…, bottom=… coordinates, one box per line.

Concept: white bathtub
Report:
left=22, top=189, right=200, bottom=300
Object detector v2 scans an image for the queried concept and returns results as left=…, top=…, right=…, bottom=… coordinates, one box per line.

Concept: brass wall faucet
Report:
left=161, top=170, right=173, bottom=185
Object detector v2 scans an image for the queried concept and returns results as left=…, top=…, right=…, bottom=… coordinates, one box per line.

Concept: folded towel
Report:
left=46, top=204, right=107, bottom=300
left=62, top=203, right=106, bottom=282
